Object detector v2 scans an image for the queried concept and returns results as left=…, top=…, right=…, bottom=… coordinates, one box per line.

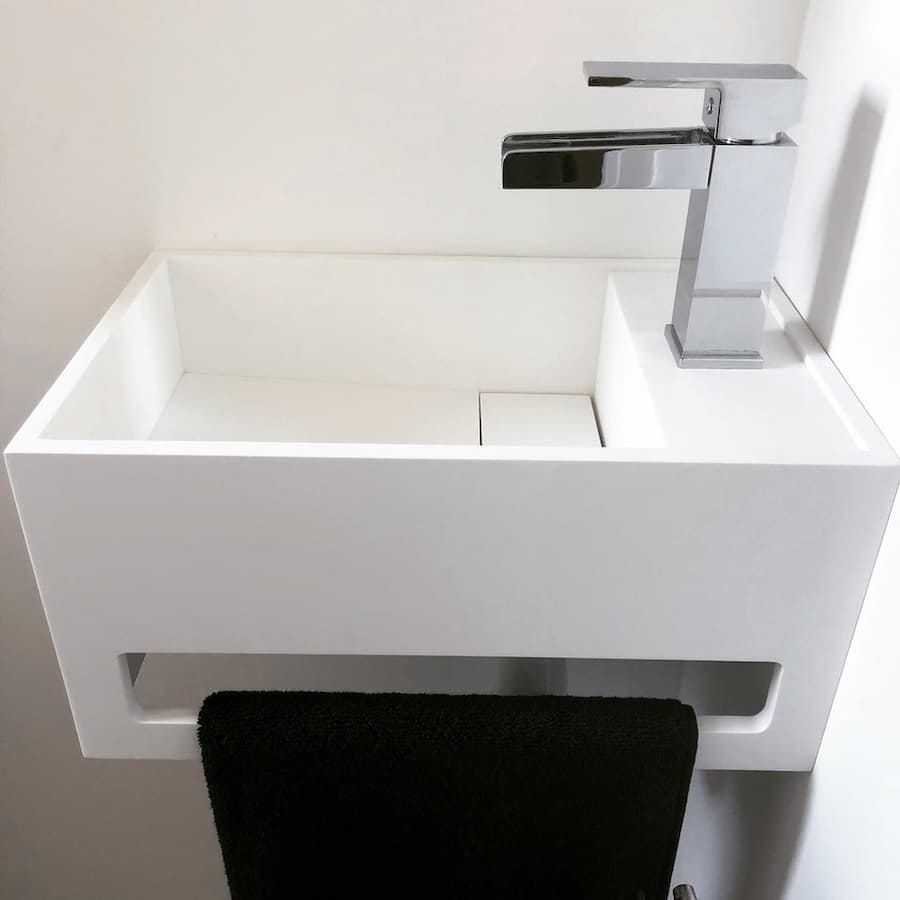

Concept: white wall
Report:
left=772, top=0, right=900, bottom=895
left=0, top=1, right=811, bottom=897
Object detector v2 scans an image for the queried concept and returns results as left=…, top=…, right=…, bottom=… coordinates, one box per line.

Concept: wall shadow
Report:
left=806, top=93, right=885, bottom=348
left=689, top=769, right=814, bottom=900
left=733, top=772, right=813, bottom=900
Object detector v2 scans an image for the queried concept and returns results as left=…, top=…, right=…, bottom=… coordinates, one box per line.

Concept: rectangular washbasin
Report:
left=5, top=251, right=898, bottom=768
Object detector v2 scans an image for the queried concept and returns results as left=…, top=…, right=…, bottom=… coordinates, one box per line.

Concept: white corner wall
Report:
left=776, top=0, right=900, bottom=896
left=0, top=2, right=813, bottom=898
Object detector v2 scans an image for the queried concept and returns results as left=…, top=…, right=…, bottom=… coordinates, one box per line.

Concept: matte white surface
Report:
left=479, top=393, right=600, bottom=447
left=151, top=374, right=480, bottom=445
left=5, top=252, right=897, bottom=771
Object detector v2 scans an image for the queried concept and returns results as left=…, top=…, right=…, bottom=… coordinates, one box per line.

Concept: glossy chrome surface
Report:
left=502, top=62, right=805, bottom=368
left=670, top=137, right=798, bottom=367
left=502, top=129, right=713, bottom=190
left=583, top=61, right=806, bottom=145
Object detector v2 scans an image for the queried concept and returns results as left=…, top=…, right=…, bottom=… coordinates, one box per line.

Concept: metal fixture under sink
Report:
left=502, top=62, right=807, bottom=369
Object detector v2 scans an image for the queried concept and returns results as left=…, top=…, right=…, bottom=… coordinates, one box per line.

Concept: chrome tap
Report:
left=502, top=63, right=807, bottom=368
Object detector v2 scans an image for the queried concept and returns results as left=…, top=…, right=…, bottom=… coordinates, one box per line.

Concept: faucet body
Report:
left=502, top=63, right=806, bottom=368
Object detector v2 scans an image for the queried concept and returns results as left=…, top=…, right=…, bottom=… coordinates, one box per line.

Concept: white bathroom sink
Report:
left=5, top=251, right=897, bottom=768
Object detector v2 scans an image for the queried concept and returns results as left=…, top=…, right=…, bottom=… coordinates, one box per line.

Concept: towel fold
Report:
left=199, top=692, right=697, bottom=900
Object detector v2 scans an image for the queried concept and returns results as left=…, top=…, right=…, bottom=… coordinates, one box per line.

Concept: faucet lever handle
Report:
left=583, top=61, right=806, bottom=144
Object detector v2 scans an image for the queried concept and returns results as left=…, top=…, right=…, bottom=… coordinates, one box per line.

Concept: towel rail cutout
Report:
left=122, top=653, right=781, bottom=737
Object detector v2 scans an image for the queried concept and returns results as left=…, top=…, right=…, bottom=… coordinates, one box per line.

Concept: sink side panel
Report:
left=40, top=261, right=183, bottom=441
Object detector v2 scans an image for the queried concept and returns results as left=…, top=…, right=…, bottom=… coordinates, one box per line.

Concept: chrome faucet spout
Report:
left=502, top=129, right=713, bottom=190
left=502, top=62, right=806, bottom=369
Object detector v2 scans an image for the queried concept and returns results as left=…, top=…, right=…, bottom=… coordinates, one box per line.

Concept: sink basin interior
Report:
left=36, top=252, right=871, bottom=454
left=39, top=254, right=607, bottom=448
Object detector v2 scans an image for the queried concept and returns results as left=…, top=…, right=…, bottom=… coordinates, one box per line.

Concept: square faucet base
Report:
left=664, top=324, right=765, bottom=369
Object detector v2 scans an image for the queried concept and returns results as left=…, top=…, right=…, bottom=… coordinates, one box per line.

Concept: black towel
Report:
left=199, top=692, right=697, bottom=900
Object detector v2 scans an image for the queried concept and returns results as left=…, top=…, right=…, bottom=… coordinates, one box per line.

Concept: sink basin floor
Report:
left=150, top=373, right=480, bottom=445
left=149, top=372, right=600, bottom=447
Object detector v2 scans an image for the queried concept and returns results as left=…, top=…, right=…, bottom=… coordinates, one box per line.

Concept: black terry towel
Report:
left=199, top=692, right=697, bottom=900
